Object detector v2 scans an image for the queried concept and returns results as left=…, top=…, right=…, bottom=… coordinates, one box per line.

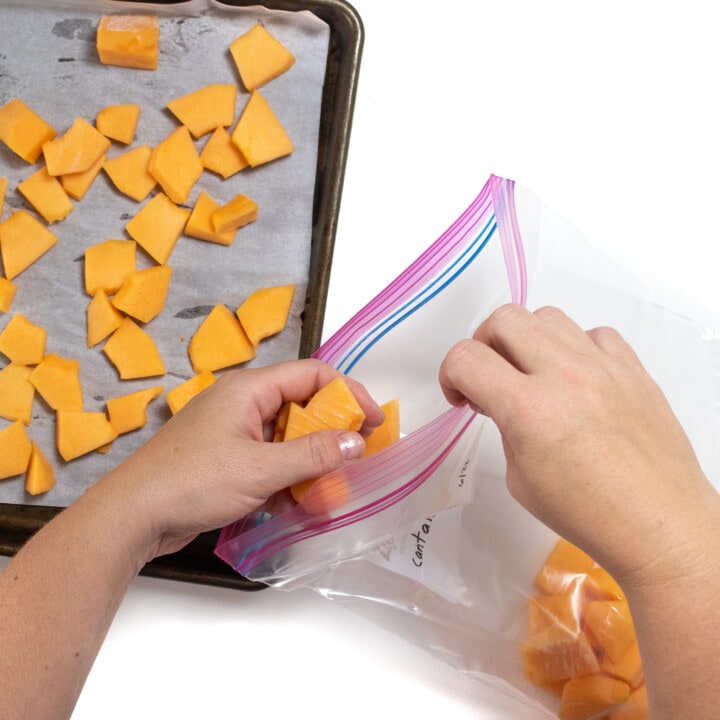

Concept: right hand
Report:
left=438, top=304, right=719, bottom=587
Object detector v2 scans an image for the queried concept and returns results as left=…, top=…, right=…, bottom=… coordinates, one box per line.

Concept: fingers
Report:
left=259, top=429, right=366, bottom=496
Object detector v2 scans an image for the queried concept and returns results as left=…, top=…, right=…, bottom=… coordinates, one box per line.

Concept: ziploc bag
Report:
left=216, top=174, right=720, bottom=717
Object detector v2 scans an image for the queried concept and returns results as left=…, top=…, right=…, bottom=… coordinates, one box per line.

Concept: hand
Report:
left=438, top=304, right=718, bottom=586
left=97, top=359, right=385, bottom=561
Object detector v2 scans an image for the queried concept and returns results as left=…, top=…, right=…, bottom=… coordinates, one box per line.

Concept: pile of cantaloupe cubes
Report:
left=523, top=538, right=649, bottom=720
left=0, top=16, right=304, bottom=494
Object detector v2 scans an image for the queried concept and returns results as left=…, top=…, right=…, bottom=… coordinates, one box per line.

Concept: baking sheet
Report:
left=0, top=0, right=330, bottom=507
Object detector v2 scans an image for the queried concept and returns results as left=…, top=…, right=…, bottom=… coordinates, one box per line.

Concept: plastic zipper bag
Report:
left=216, top=174, right=720, bottom=717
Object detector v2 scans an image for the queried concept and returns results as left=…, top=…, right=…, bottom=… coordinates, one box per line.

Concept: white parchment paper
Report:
left=0, top=0, right=329, bottom=506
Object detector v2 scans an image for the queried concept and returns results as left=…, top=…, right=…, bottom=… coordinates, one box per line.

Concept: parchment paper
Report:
left=0, top=0, right=329, bottom=506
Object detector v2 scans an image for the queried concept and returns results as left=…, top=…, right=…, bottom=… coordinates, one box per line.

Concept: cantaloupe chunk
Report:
left=56, top=410, right=119, bottom=462
left=60, top=152, right=106, bottom=201
left=17, top=166, right=74, bottom=223
left=231, top=90, right=294, bottom=167
left=96, top=15, right=160, bottom=71
left=0, top=210, right=58, bottom=280
left=522, top=623, right=600, bottom=685
left=25, top=441, right=56, bottom=495
left=582, top=565, right=625, bottom=601
left=29, top=353, right=83, bottom=412
left=304, top=376, right=366, bottom=432
left=166, top=371, right=216, bottom=415
left=125, top=192, right=190, bottom=264
left=103, top=317, right=165, bottom=379
left=559, top=674, right=630, bottom=720
left=148, top=126, right=203, bottom=204
left=103, top=145, right=156, bottom=202
left=84, top=239, right=137, bottom=296
left=42, top=117, right=111, bottom=176
left=200, top=127, right=248, bottom=179
left=0, top=278, right=18, bottom=313
left=167, top=84, right=237, bottom=139
left=230, top=24, right=295, bottom=91
left=274, top=400, right=291, bottom=442
left=527, top=592, right=581, bottom=637
left=0, top=176, right=7, bottom=216
left=187, top=304, right=255, bottom=373
left=96, top=103, right=140, bottom=144
left=0, top=364, right=35, bottom=425
left=86, top=289, right=125, bottom=348
left=363, top=398, right=400, bottom=456
left=534, top=538, right=596, bottom=595
left=111, top=265, right=172, bottom=323
left=211, top=193, right=258, bottom=233
left=582, top=600, right=636, bottom=663
left=106, top=385, right=163, bottom=434
left=185, top=191, right=237, bottom=246
left=0, top=313, right=47, bottom=365
left=601, top=641, right=644, bottom=689
left=0, top=98, right=57, bottom=164
left=0, top=420, right=32, bottom=480
left=235, top=284, right=295, bottom=347
left=606, top=684, right=649, bottom=720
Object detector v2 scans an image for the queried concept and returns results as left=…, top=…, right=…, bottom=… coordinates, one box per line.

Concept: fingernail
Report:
left=338, top=432, right=365, bottom=460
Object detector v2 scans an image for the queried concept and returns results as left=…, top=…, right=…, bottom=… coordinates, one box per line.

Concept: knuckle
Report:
left=534, top=305, right=566, bottom=322
left=306, top=432, right=341, bottom=476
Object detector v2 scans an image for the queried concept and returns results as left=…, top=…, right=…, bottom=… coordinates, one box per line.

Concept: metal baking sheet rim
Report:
left=0, top=0, right=363, bottom=591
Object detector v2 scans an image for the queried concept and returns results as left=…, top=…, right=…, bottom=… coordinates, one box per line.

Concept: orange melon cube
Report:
left=0, top=278, right=18, bottom=313
left=17, top=166, right=73, bottom=223
left=24, top=441, right=56, bottom=495
left=84, top=239, right=137, bottom=296
left=0, top=98, right=57, bottom=164
left=582, top=565, right=625, bottom=601
left=56, top=410, right=119, bottom=461
left=559, top=674, right=630, bottom=720
left=0, top=421, right=32, bottom=480
left=166, top=371, right=216, bottom=415
left=235, top=284, right=295, bottom=347
left=125, top=192, right=190, bottom=264
left=200, top=127, right=248, bottom=179
left=167, top=84, right=237, bottom=138
left=185, top=191, right=236, bottom=246
left=283, top=401, right=331, bottom=441
left=86, top=289, right=125, bottom=348
left=522, top=623, right=599, bottom=684
left=211, top=193, right=258, bottom=233
left=363, top=397, right=400, bottom=456
left=231, top=90, right=294, bottom=167
left=304, top=376, right=366, bottom=432
left=0, top=364, right=35, bottom=425
left=96, top=103, right=140, bottom=144
left=42, top=117, right=111, bottom=176
left=582, top=600, right=636, bottom=663
left=110, top=265, right=172, bottom=323
left=274, top=401, right=292, bottom=442
left=148, top=126, right=203, bottom=204
left=106, top=385, right=163, bottom=434
left=0, top=210, right=59, bottom=280
left=230, top=24, right=295, bottom=91
left=601, top=641, right=644, bottom=689
left=103, top=145, right=156, bottom=202
left=60, top=152, right=106, bottom=201
left=606, top=684, right=649, bottom=720
left=187, top=304, right=256, bottom=373
left=534, top=538, right=597, bottom=595
left=0, top=313, right=47, bottom=365
left=102, top=317, right=165, bottom=380
left=96, top=15, right=159, bottom=70
left=527, top=593, right=581, bottom=637
left=29, top=353, right=83, bottom=412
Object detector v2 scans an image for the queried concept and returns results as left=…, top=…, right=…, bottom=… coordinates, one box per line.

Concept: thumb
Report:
left=269, top=430, right=366, bottom=489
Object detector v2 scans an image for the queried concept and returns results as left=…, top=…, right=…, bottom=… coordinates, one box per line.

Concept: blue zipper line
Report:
left=340, top=218, right=497, bottom=374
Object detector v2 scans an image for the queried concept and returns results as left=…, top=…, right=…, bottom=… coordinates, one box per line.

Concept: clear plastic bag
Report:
left=216, top=174, right=720, bottom=717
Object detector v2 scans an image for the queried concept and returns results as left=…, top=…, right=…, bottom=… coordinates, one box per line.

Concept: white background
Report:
left=3, top=1, right=720, bottom=718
